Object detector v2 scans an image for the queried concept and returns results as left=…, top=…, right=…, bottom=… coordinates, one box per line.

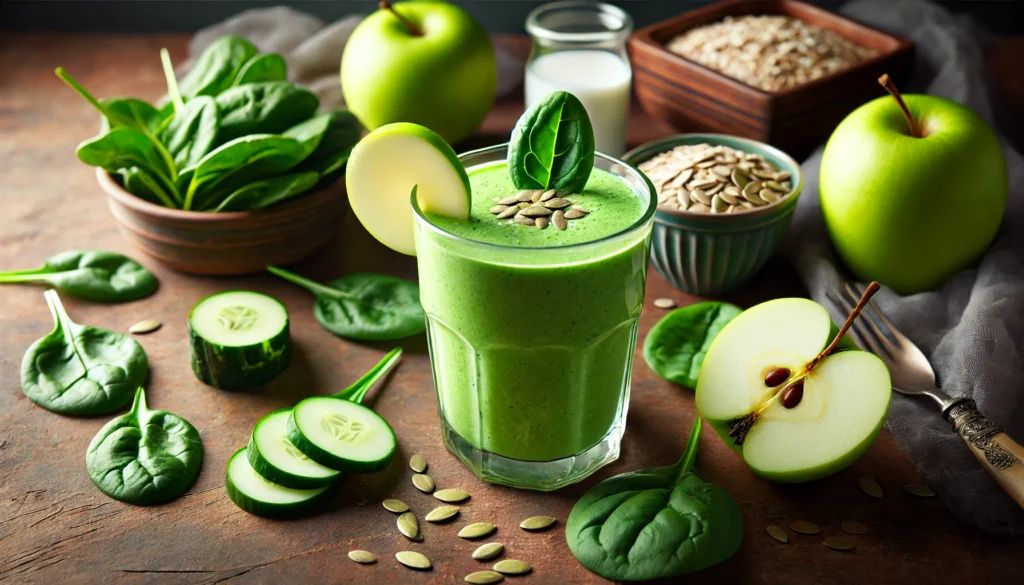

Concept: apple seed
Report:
left=780, top=380, right=805, bottom=409
left=764, top=367, right=791, bottom=387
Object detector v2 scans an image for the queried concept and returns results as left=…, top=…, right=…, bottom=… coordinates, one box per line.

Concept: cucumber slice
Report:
left=226, top=447, right=332, bottom=518
left=248, top=409, right=340, bottom=489
left=189, top=290, right=291, bottom=390
left=287, top=348, right=401, bottom=473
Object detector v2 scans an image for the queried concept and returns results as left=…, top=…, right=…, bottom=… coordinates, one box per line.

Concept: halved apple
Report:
left=695, top=297, right=891, bottom=483
left=345, top=122, right=471, bottom=256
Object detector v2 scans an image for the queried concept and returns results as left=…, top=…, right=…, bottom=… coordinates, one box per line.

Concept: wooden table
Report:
left=0, top=34, right=1019, bottom=585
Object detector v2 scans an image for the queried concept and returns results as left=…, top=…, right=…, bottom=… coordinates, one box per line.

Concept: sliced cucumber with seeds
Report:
left=287, top=348, right=401, bottom=473
left=189, top=290, right=291, bottom=390
left=226, top=448, right=332, bottom=518
left=248, top=409, right=341, bottom=489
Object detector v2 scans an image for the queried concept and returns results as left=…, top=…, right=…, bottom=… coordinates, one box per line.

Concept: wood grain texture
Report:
left=1, top=33, right=1021, bottom=585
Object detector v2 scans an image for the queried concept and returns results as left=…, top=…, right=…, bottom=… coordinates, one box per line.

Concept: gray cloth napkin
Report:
left=791, top=0, right=1024, bottom=535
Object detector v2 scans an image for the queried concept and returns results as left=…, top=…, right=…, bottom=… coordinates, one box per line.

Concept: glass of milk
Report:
left=525, top=1, right=634, bottom=157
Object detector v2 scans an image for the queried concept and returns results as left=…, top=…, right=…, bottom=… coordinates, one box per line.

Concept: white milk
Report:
left=524, top=50, right=632, bottom=157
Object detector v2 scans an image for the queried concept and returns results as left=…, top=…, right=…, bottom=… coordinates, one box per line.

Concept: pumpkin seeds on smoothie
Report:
left=465, top=570, right=504, bottom=584
left=535, top=216, right=549, bottom=229
left=410, top=454, right=427, bottom=473
left=396, top=550, right=432, bottom=570
left=789, top=520, right=820, bottom=535
left=766, top=525, right=788, bottom=543
left=398, top=512, right=420, bottom=540
left=520, top=516, right=556, bottom=531
left=472, top=542, right=505, bottom=561
left=459, top=522, right=497, bottom=539
left=425, top=505, right=460, bottom=523
left=488, top=189, right=589, bottom=229
left=413, top=473, right=435, bottom=493
left=349, top=550, right=377, bottom=564
left=383, top=498, right=409, bottom=513
left=551, top=209, right=567, bottom=230
left=493, top=560, right=532, bottom=576
left=128, top=319, right=161, bottom=334
left=434, top=488, right=470, bottom=503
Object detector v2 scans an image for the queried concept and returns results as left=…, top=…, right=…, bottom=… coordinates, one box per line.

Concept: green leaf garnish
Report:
left=508, top=91, right=595, bottom=193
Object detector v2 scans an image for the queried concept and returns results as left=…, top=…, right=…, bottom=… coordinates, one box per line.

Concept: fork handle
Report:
left=946, top=399, right=1024, bottom=510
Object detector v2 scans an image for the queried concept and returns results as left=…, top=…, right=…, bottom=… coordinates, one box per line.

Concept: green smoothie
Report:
left=415, top=160, right=650, bottom=464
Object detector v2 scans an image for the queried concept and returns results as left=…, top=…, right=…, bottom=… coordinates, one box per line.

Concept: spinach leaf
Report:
left=0, top=250, right=158, bottom=302
left=294, top=109, right=363, bottom=181
left=233, top=53, right=288, bottom=86
left=161, top=95, right=220, bottom=170
left=21, top=290, right=149, bottom=415
left=267, top=266, right=426, bottom=341
left=86, top=387, right=203, bottom=505
left=213, top=81, right=319, bottom=146
left=508, top=90, right=595, bottom=193
left=181, top=134, right=307, bottom=211
left=178, top=35, right=258, bottom=99
left=117, top=166, right=179, bottom=208
left=213, top=171, right=319, bottom=212
left=643, top=302, right=743, bottom=390
left=76, top=127, right=181, bottom=206
left=566, top=419, right=743, bottom=581
left=283, top=112, right=333, bottom=158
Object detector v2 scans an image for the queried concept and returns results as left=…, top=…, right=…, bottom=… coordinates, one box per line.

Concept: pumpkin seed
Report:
left=572, top=205, right=589, bottom=214
left=842, top=521, right=868, bottom=535
left=520, top=205, right=553, bottom=218
left=774, top=171, right=791, bottom=181
left=540, top=189, right=557, bottom=202
left=859, top=477, right=883, bottom=498
left=465, top=570, right=504, bottom=584
left=531, top=190, right=543, bottom=203
left=520, top=516, right=556, bottom=531
left=765, top=180, right=786, bottom=192
left=823, top=536, right=856, bottom=551
left=719, top=189, right=740, bottom=205
left=434, top=488, right=471, bottom=503
left=760, top=189, right=781, bottom=203
left=425, top=505, right=460, bottom=523
left=552, top=210, right=567, bottom=230
left=563, top=208, right=584, bottom=220
left=459, top=522, right=497, bottom=539
left=497, top=196, right=520, bottom=205
left=496, top=207, right=519, bottom=219
left=128, top=319, right=161, bottom=335
left=543, top=198, right=571, bottom=209
left=472, top=542, right=505, bottom=561
left=349, top=550, right=377, bottom=564
left=535, top=217, right=549, bottom=229
left=516, top=190, right=535, bottom=202
left=904, top=484, right=935, bottom=497
left=789, top=520, right=820, bottom=535
left=514, top=215, right=536, bottom=226
left=396, top=550, right=432, bottom=570
left=731, top=168, right=750, bottom=188
left=398, top=512, right=420, bottom=540
left=518, top=202, right=532, bottom=209
left=412, top=473, right=435, bottom=493
left=410, top=454, right=427, bottom=473
left=689, top=188, right=712, bottom=206
left=653, top=298, right=676, bottom=309
left=711, top=193, right=729, bottom=213
left=711, top=164, right=732, bottom=178
left=383, top=498, right=409, bottom=513
left=705, top=183, right=725, bottom=194
left=766, top=525, right=788, bottom=543
left=489, top=205, right=510, bottom=215
left=493, top=559, right=532, bottom=576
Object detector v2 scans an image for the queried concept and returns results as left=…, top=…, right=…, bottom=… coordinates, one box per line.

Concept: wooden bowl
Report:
left=629, top=0, right=915, bottom=156
left=98, top=169, right=349, bottom=275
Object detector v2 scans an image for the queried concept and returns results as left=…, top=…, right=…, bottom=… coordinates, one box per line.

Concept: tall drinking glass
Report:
left=412, top=145, right=656, bottom=490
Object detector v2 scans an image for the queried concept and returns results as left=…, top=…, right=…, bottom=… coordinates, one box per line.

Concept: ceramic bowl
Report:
left=622, top=134, right=804, bottom=295
left=98, top=169, right=349, bottom=275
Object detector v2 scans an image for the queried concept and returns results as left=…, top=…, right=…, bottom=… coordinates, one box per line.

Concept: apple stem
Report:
left=878, top=74, right=919, bottom=138
left=380, top=0, right=422, bottom=36
left=807, top=281, right=881, bottom=371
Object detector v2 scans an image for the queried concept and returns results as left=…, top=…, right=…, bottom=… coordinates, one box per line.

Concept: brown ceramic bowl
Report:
left=629, top=0, right=915, bottom=156
left=98, top=169, right=349, bottom=275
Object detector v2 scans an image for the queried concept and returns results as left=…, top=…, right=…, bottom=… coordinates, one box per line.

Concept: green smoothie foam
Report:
left=416, top=161, right=649, bottom=463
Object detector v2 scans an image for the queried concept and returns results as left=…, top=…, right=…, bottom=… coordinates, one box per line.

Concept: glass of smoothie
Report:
left=412, top=144, right=656, bottom=490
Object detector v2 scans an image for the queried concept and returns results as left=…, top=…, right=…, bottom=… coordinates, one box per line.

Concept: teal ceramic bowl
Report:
left=622, top=134, right=804, bottom=295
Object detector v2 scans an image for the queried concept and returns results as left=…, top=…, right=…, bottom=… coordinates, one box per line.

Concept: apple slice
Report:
left=346, top=122, right=470, bottom=256
left=695, top=296, right=891, bottom=483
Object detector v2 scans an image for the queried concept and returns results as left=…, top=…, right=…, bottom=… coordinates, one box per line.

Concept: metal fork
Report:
left=830, top=282, right=1024, bottom=509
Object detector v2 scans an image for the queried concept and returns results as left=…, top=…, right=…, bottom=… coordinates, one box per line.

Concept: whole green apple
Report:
left=819, top=77, right=1007, bottom=295
left=341, top=1, right=496, bottom=145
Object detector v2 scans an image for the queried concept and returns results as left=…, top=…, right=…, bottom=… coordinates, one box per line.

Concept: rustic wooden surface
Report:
left=1, top=33, right=1021, bottom=585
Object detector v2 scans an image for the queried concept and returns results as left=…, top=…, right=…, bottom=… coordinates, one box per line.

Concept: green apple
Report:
left=695, top=295, right=891, bottom=483
left=820, top=76, right=1007, bottom=295
left=346, top=122, right=470, bottom=256
left=341, top=0, right=496, bottom=145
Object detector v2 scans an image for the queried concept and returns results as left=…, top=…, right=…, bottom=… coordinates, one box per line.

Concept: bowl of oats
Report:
left=624, top=133, right=803, bottom=294
left=629, top=0, right=914, bottom=155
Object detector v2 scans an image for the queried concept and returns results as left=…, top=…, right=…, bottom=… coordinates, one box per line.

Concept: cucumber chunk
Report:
left=189, top=290, right=291, bottom=390
left=248, top=409, right=340, bottom=489
left=287, top=397, right=396, bottom=473
left=226, top=448, right=331, bottom=518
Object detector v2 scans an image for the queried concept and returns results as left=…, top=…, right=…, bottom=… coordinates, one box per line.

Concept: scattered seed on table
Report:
left=459, top=523, right=497, bottom=539
left=383, top=499, right=409, bottom=513
left=396, top=550, right=432, bottom=570
left=842, top=521, right=868, bottom=535
left=520, top=516, right=557, bottom=531
left=789, top=520, right=820, bottom=535
left=823, top=535, right=856, bottom=551
left=348, top=550, right=377, bottom=564
left=398, top=512, right=420, bottom=540
left=904, top=484, right=935, bottom=497
left=410, top=454, right=427, bottom=473
left=465, top=570, right=504, bottom=584
left=493, top=559, right=532, bottom=576
left=425, top=505, right=460, bottom=523
left=653, top=298, right=676, bottom=309
left=434, top=488, right=471, bottom=503
left=766, top=525, right=788, bottom=543
left=859, top=477, right=883, bottom=498
left=413, top=473, right=435, bottom=493
left=128, top=319, right=161, bottom=335
left=472, top=542, right=505, bottom=561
